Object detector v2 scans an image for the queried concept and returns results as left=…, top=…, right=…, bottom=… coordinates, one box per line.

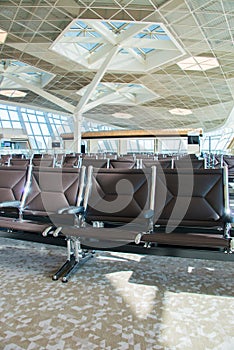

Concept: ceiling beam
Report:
left=82, top=91, right=117, bottom=113
left=123, top=47, right=145, bottom=65
left=74, top=45, right=120, bottom=115
left=88, top=43, right=114, bottom=66
left=116, top=23, right=149, bottom=44
left=4, top=73, right=75, bottom=114
left=88, top=21, right=117, bottom=45
left=122, top=38, right=177, bottom=50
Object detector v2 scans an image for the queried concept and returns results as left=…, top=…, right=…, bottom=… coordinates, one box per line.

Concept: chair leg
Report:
left=61, top=253, right=94, bottom=283
left=52, top=258, right=74, bottom=280
left=52, top=237, right=95, bottom=282
left=52, top=238, right=74, bottom=280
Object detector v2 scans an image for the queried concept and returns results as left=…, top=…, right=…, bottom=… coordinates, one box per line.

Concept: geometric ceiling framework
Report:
left=77, top=82, right=160, bottom=112
left=0, top=0, right=233, bottom=133
left=52, top=19, right=183, bottom=115
left=51, top=19, right=185, bottom=72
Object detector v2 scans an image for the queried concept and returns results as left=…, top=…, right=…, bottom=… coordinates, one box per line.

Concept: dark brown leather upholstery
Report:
left=154, top=168, right=226, bottom=227
left=0, top=154, right=11, bottom=166
left=142, top=232, right=229, bottom=249
left=62, top=155, right=79, bottom=167
left=0, top=166, right=85, bottom=232
left=0, top=165, right=30, bottom=219
left=85, top=168, right=153, bottom=225
left=81, top=158, right=108, bottom=168
left=0, top=165, right=28, bottom=206
left=173, top=159, right=205, bottom=169
left=9, top=158, right=31, bottom=167
left=32, top=154, right=54, bottom=167
left=23, top=166, right=83, bottom=217
left=57, top=167, right=155, bottom=245
left=50, top=167, right=156, bottom=281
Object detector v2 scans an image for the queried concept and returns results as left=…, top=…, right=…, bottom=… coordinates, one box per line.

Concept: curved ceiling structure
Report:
left=0, top=0, right=233, bottom=133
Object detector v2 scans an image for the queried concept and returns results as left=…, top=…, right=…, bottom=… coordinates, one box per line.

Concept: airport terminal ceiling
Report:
left=0, top=0, right=233, bottom=133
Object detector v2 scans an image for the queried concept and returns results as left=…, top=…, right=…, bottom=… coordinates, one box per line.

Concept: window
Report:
left=0, top=103, right=73, bottom=151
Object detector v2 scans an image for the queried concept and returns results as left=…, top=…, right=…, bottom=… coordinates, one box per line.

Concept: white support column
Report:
left=72, top=45, right=120, bottom=154
left=154, top=138, right=159, bottom=154
left=89, top=139, right=99, bottom=154
left=73, top=113, right=82, bottom=153
left=118, top=139, right=128, bottom=155
left=157, top=138, right=163, bottom=153
left=74, top=45, right=119, bottom=115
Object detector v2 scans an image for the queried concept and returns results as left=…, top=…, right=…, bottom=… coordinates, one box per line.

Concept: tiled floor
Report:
left=0, top=237, right=234, bottom=350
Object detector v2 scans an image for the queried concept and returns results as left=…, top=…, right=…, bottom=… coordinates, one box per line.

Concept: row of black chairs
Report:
left=1, top=152, right=233, bottom=173
left=0, top=153, right=218, bottom=170
left=0, top=163, right=233, bottom=282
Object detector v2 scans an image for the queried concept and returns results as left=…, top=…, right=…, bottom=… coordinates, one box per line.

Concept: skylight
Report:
left=177, top=56, right=219, bottom=71
left=0, top=60, right=55, bottom=89
left=51, top=19, right=185, bottom=73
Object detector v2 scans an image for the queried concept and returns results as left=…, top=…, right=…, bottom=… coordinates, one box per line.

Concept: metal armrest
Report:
left=57, top=206, right=85, bottom=215
left=0, top=200, right=21, bottom=208
left=222, top=211, right=234, bottom=223
left=143, top=209, right=154, bottom=219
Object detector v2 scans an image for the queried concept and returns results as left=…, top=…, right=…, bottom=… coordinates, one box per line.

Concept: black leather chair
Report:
left=141, top=167, right=233, bottom=251
left=48, top=166, right=156, bottom=282
left=0, top=165, right=86, bottom=235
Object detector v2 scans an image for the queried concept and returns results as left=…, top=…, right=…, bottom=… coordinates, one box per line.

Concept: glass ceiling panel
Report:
left=68, top=20, right=101, bottom=38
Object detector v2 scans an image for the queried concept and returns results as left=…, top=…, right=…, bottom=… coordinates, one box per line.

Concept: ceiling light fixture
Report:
left=0, top=90, right=27, bottom=97
left=112, top=112, right=134, bottom=119
left=169, top=108, right=192, bottom=115
left=0, top=29, right=7, bottom=44
left=177, top=56, right=219, bottom=71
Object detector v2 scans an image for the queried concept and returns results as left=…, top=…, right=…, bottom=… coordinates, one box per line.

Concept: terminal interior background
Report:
left=0, top=1, right=234, bottom=349
left=0, top=0, right=233, bottom=156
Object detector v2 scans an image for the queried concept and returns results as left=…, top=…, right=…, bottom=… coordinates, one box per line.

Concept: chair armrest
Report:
left=57, top=206, right=85, bottom=215
left=222, top=211, right=234, bottom=223
left=0, top=200, right=21, bottom=208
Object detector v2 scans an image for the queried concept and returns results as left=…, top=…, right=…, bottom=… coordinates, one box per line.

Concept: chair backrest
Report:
left=142, top=159, right=172, bottom=169
left=62, top=155, right=79, bottom=167
left=109, top=159, right=136, bottom=169
left=0, top=154, right=11, bottom=166
left=83, top=167, right=155, bottom=225
left=11, top=154, right=26, bottom=159
left=23, top=166, right=85, bottom=216
left=173, top=159, right=205, bottom=169
left=81, top=158, right=108, bottom=169
left=153, top=168, right=229, bottom=229
left=32, top=154, right=54, bottom=167
left=0, top=165, right=29, bottom=203
left=9, top=158, right=31, bottom=167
